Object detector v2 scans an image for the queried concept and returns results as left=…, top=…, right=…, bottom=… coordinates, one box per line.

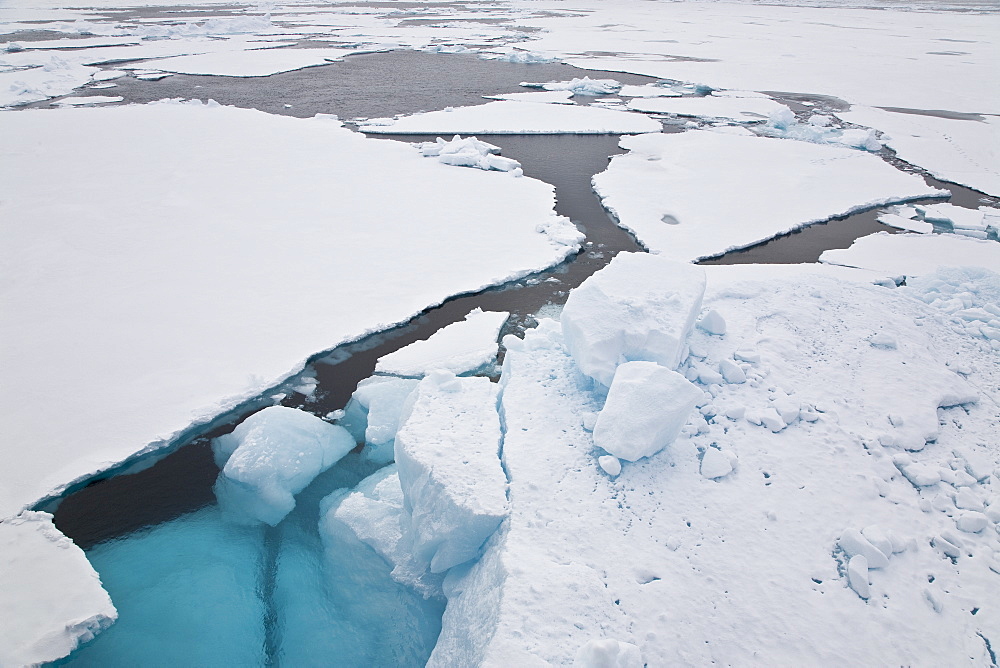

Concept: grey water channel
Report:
left=38, top=47, right=996, bottom=666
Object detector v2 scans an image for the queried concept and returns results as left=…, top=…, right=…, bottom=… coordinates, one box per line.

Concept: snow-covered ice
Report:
left=339, top=376, right=420, bottom=465
left=119, top=47, right=362, bottom=77
left=0, top=101, right=580, bottom=519
left=820, top=232, right=1000, bottom=278
left=592, top=130, right=946, bottom=260
left=51, top=95, right=122, bottom=105
left=627, top=93, right=789, bottom=123
left=560, top=253, right=706, bottom=386
left=359, top=100, right=661, bottom=134
left=417, top=135, right=520, bottom=172
left=837, top=106, right=1000, bottom=197
left=520, top=76, right=621, bottom=96
left=212, top=406, right=355, bottom=526
left=375, top=309, right=509, bottom=377
left=482, top=89, right=574, bottom=104
left=0, top=512, right=117, bottom=667
left=393, top=372, right=508, bottom=573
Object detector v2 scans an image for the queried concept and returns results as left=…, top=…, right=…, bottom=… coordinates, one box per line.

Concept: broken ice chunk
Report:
left=213, top=406, right=355, bottom=526
left=592, top=361, right=702, bottom=462
left=339, top=376, right=420, bottom=464
left=521, top=76, right=622, bottom=95
left=394, top=373, right=508, bottom=573
left=869, top=332, right=897, bottom=349
left=417, top=135, right=521, bottom=172
left=700, top=447, right=734, bottom=479
left=956, top=512, right=989, bottom=533
left=573, top=638, right=642, bottom=668
left=560, top=252, right=706, bottom=386
left=847, top=555, right=871, bottom=599
left=719, top=359, right=746, bottom=384
left=697, top=310, right=726, bottom=335
left=893, top=457, right=942, bottom=487
left=838, top=528, right=889, bottom=568
left=598, top=455, right=622, bottom=477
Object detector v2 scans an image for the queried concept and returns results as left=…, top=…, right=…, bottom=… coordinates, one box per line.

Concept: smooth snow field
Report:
left=2, top=0, right=999, bottom=665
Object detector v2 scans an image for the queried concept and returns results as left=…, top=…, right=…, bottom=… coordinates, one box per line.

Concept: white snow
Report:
left=592, top=130, right=947, bottom=260
left=574, top=639, right=643, bottom=668
left=393, top=372, right=509, bottom=573
left=593, top=361, right=701, bottom=462
left=119, top=47, right=360, bottom=77
left=212, top=406, right=355, bottom=526
left=375, top=309, right=509, bottom=377
left=0, top=101, right=580, bottom=518
left=51, top=95, right=122, bottom=105
left=520, top=76, right=621, bottom=95
left=836, top=106, right=1000, bottom=196
left=560, top=253, right=706, bottom=386
left=417, top=135, right=521, bottom=172
left=618, top=84, right=681, bottom=98
left=359, top=100, right=661, bottom=135
left=627, top=94, right=789, bottom=122
left=700, top=447, right=734, bottom=480
left=482, top=90, right=574, bottom=104
left=0, top=512, right=117, bottom=666
left=820, top=232, right=1000, bottom=278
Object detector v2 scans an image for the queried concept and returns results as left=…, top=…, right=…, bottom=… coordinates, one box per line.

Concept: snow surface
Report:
left=592, top=130, right=946, bottom=260
left=627, top=94, right=790, bottom=122
left=393, top=372, right=509, bottom=574
left=417, top=135, right=520, bottom=172
left=212, top=406, right=355, bottom=526
left=482, top=90, right=574, bottom=105
left=359, top=100, right=662, bottom=135
left=375, top=308, right=509, bottom=377
left=0, top=512, right=117, bottom=667
left=119, top=47, right=360, bottom=78
left=0, top=100, right=581, bottom=519
left=51, top=95, right=122, bottom=105
left=837, top=106, right=1000, bottom=197
left=820, top=232, right=1000, bottom=278
left=426, top=261, right=997, bottom=665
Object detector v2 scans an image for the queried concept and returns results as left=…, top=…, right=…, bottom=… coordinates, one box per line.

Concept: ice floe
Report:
left=592, top=130, right=946, bottom=260
left=339, top=376, right=421, bottom=465
left=627, top=93, right=790, bottom=123
left=0, top=100, right=580, bottom=518
left=51, top=94, right=122, bottom=105
left=820, top=232, right=1000, bottom=278
left=0, top=512, right=117, bottom=667
left=482, top=89, right=574, bottom=104
left=119, top=47, right=362, bottom=77
left=359, top=100, right=661, bottom=134
left=520, top=76, right=621, bottom=95
left=375, top=308, right=509, bottom=377
left=416, top=135, right=520, bottom=172
left=837, top=106, right=1000, bottom=196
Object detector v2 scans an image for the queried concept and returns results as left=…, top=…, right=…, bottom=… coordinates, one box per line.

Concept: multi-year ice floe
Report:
left=212, top=406, right=355, bottom=525
left=393, top=372, right=508, bottom=573
left=375, top=308, right=510, bottom=377
left=0, top=512, right=117, bottom=667
left=520, top=76, right=621, bottom=95
left=359, top=99, right=662, bottom=134
left=0, top=99, right=581, bottom=519
left=836, top=106, right=1000, bottom=197
left=592, top=130, right=946, bottom=260
left=416, top=135, right=521, bottom=172
left=820, top=232, right=1000, bottom=278
left=627, top=93, right=790, bottom=123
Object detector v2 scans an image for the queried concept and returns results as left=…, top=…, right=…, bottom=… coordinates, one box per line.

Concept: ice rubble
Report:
left=560, top=252, right=706, bottom=386
left=820, top=232, right=1000, bottom=278
left=51, top=95, right=122, bottom=106
left=417, top=136, right=521, bottom=172
left=761, top=108, right=883, bottom=152
left=213, top=406, right=355, bottom=526
left=0, top=100, right=581, bottom=519
left=837, top=106, right=1000, bottom=197
left=0, top=512, right=117, bottom=667
left=520, top=76, right=622, bottom=95
left=627, top=93, right=790, bottom=123
left=393, top=372, right=509, bottom=573
left=375, top=308, right=509, bottom=377
left=339, top=376, right=420, bottom=465
left=417, top=258, right=997, bottom=665
left=359, top=100, right=662, bottom=135
left=591, top=130, right=946, bottom=260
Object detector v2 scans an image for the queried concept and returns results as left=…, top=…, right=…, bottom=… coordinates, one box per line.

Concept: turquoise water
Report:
left=56, top=456, right=444, bottom=667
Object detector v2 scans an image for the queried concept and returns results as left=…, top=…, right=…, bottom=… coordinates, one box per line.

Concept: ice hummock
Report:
left=213, top=406, right=355, bottom=525
left=393, top=372, right=509, bottom=573
left=375, top=308, right=510, bottom=377
left=627, top=93, right=790, bottom=123
left=560, top=253, right=706, bottom=386
left=520, top=76, right=622, bottom=95
left=417, top=135, right=521, bottom=172
left=338, top=376, right=421, bottom=465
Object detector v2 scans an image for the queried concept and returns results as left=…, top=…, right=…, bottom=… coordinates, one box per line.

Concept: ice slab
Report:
left=837, top=106, right=1000, bottom=197
left=0, top=54, right=98, bottom=107
left=394, top=372, right=508, bottom=573
left=0, top=512, right=117, bottom=666
left=0, top=101, right=579, bottom=519
left=593, top=361, right=701, bottom=461
left=320, top=464, right=443, bottom=597
left=618, top=84, right=682, bottom=98
left=120, top=47, right=360, bottom=77
left=627, top=93, right=789, bottom=122
left=520, top=76, right=621, bottom=95
left=560, top=252, right=706, bottom=386
left=819, top=232, right=1000, bottom=277
left=483, top=90, right=574, bottom=104
left=339, top=376, right=421, bottom=464
left=51, top=95, right=122, bottom=105
left=213, top=406, right=355, bottom=526
left=417, top=135, right=520, bottom=172
left=592, top=130, right=945, bottom=260
left=359, top=100, right=662, bottom=134
left=375, top=309, right=509, bottom=377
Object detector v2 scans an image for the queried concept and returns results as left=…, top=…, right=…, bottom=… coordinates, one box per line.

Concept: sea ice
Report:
left=592, top=130, right=944, bottom=260
left=213, top=406, right=355, bottom=525
left=417, top=135, right=520, bottom=172
left=560, top=252, right=706, bottom=386
left=119, top=47, right=362, bottom=77
left=51, top=95, right=122, bottom=106
left=520, top=76, right=621, bottom=95
left=374, top=308, right=510, bottom=377
left=593, top=361, right=701, bottom=462
left=700, top=447, right=734, bottom=480
left=0, top=512, right=117, bottom=666
left=338, top=376, right=421, bottom=464
left=627, top=93, right=789, bottom=122
left=574, top=638, right=643, bottom=667
left=360, top=100, right=661, bottom=134
left=482, top=89, right=574, bottom=104
left=1, top=100, right=579, bottom=518
left=394, top=372, right=508, bottom=573
left=819, top=232, right=1000, bottom=278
